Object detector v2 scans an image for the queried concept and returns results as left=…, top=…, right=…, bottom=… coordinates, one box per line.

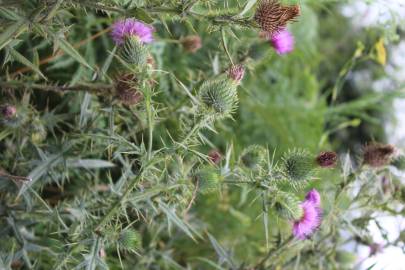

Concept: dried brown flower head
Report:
left=316, top=151, right=337, bottom=168
left=180, top=35, right=202, bottom=53
left=115, top=73, right=143, bottom=105
left=363, top=143, right=396, bottom=168
left=254, top=0, right=300, bottom=34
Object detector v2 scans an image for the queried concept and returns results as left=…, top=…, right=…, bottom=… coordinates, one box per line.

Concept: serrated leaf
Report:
left=66, top=159, right=115, bottom=169
left=8, top=46, right=47, bottom=79
left=56, top=37, right=92, bottom=69
left=0, top=19, right=27, bottom=50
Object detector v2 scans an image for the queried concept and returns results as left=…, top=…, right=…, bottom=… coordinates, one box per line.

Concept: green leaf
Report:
left=8, top=46, right=47, bottom=80
left=66, top=159, right=115, bottom=169
left=0, top=19, right=27, bottom=51
left=129, top=8, right=154, bottom=23
left=56, top=37, right=93, bottom=70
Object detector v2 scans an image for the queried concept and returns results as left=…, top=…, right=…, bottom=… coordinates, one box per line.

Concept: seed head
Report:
left=198, top=79, right=238, bottom=119
left=180, top=35, right=202, bottom=53
left=316, top=151, right=337, bottom=168
left=254, top=0, right=300, bottom=35
left=115, top=73, right=143, bottom=105
left=363, top=143, right=396, bottom=168
left=227, top=64, right=245, bottom=85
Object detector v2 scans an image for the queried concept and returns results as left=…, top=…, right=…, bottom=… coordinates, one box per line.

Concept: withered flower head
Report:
left=363, top=143, right=396, bottom=168
left=316, top=151, right=337, bottom=168
left=180, top=35, right=202, bottom=53
left=115, top=73, right=143, bottom=106
left=254, top=0, right=300, bottom=34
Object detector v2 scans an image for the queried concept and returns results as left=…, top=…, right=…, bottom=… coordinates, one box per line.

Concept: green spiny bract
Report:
left=240, top=145, right=267, bottom=170
left=281, top=149, right=315, bottom=185
left=119, top=36, right=149, bottom=68
left=273, top=191, right=303, bottom=220
left=198, top=78, right=238, bottom=119
left=118, top=229, right=142, bottom=252
left=195, top=167, right=222, bottom=194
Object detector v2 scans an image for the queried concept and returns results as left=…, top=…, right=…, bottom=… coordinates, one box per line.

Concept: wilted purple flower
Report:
left=270, top=28, right=294, bottom=55
left=305, top=189, right=321, bottom=206
left=208, top=149, right=222, bottom=165
left=111, top=18, right=154, bottom=45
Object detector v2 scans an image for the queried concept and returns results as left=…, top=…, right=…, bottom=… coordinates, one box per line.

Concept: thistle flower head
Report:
left=274, top=192, right=303, bottom=220
left=195, top=167, right=222, bottom=194
left=305, top=189, right=321, bottom=206
left=1, top=104, right=16, bottom=119
left=292, top=200, right=322, bottom=240
left=198, top=79, right=238, bottom=119
left=363, top=143, right=396, bottom=168
left=118, top=229, right=141, bottom=252
left=111, top=18, right=154, bottom=45
left=254, top=0, right=300, bottom=35
left=227, top=64, right=245, bottom=85
left=270, top=28, right=294, bottom=55
left=281, top=149, right=315, bottom=185
left=316, top=151, right=338, bottom=168
left=115, top=73, right=143, bottom=105
left=240, top=145, right=267, bottom=170
left=180, top=35, right=202, bottom=53
left=118, top=36, right=149, bottom=67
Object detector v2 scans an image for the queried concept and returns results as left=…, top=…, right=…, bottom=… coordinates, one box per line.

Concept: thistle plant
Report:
left=0, top=0, right=404, bottom=269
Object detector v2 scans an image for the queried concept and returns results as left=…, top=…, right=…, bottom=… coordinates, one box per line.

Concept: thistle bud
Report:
left=362, top=143, right=396, bottom=168
left=198, top=79, right=238, bottom=119
left=195, top=167, right=222, bottom=194
left=208, top=149, right=222, bottom=165
left=227, top=65, right=245, bottom=85
left=31, top=118, right=47, bottom=144
left=274, top=192, right=303, bottom=220
left=118, top=229, right=141, bottom=252
left=281, top=149, right=315, bottom=185
left=1, top=104, right=16, bottom=119
left=240, top=145, right=267, bottom=170
left=254, top=0, right=300, bottom=35
left=115, top=73, right=143, bottom=105
left=180, top=35, right=202, bottom=53
left=316, top=151, right=337, bottom=168
left=119, top=36, right=149, bottom=68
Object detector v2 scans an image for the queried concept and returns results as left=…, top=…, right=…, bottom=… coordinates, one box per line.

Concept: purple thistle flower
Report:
left=292, top=201, right=322, bottom=239
left=305, top=189, right=321, bottom=206
left=270, top=28, right=294, bottom=55
left=111, top=18, right=154, bottom=45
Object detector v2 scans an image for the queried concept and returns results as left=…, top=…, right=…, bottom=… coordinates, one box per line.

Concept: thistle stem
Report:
left=145, top=89, right=154, bottom=160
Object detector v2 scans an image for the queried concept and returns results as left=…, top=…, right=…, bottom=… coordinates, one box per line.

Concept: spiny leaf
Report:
left=8, top=46, right=47, bottom=79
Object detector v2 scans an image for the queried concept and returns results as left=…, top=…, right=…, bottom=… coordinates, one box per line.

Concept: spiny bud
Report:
left=281, top=149, right=315, bottom=184
left=180, top=35, right=202, bottom=53
left=118, top=229, right=141, bottom=252
left=119, top=36, right=149, bottom=68
left=274, top=192, right=303, bottom=220
left=240, top=145, right=267, bottom=170
left=1, top=104, right=16, bottom=119
left=227, top=65, right=245, bottom=85
left=31, top=118, right=47, bottom=144
left=198, top=79, right=238, bottom=119
left=362, top=143, right=396, bottom=168
left=254, top=0, right=300, bottom=35
left=316, top=151, right=337, bottom=168
left=115, top=73, right=143, bottom=105
left=195, top=167, right=222, bottom=194
left=208, top=149, right=222, bottom=165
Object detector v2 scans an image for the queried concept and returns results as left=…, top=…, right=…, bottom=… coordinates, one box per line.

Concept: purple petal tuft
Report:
left=270, top=28, right=294, bottom=55
left=111, top=18, right=154, bottom=45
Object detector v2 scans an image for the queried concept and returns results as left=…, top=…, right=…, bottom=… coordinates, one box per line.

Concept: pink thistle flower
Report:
left=270, top=28, right=294, bottom=55
left=293, top=200, right=322, bottom=240
left=305, top=189, right=321, bottom=206
left=111, top=18, right=154, bottom=45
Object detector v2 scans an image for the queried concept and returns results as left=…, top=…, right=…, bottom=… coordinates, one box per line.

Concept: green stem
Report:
left=145, top=89, right=154, bottom=160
